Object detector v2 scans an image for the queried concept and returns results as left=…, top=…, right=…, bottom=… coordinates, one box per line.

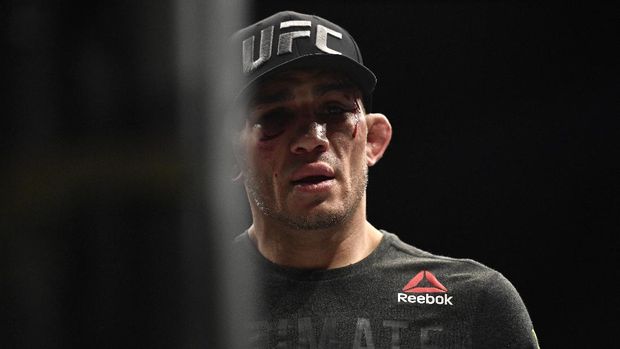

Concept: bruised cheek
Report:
left=256, top=141, right=277, bottom=153
left=351, top=113, right=361, bottom=139
left=353, top=124, right=369, bottom=164
left=351, top=120, right=359, bottom=139
left=252, top=142, right=281, bottom=181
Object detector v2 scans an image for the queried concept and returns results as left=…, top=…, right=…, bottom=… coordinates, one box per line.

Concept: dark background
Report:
left=4, top=0, right=618, bottom=348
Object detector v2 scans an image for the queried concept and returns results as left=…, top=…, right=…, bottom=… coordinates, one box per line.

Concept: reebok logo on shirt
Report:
left=397, top=270, right=454, bottom=306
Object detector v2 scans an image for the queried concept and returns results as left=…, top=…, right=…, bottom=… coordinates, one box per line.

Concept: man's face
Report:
left=237, top=69, right=369, bottom=230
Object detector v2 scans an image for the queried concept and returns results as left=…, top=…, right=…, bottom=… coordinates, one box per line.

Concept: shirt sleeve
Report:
left=471, top=271, right=540, bottom=348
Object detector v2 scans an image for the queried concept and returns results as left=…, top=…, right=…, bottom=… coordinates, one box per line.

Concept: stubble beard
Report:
left=245, top=165, right=368, bottom=231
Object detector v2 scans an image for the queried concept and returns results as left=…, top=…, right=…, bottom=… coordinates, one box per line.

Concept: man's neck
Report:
left=248, top=207, right=383, bottom=270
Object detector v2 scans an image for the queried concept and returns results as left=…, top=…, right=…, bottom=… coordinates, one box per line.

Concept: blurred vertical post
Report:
left=176, top=0, right=250, bottom=348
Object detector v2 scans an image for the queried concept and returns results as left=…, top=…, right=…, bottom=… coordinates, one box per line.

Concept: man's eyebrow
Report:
left=313, top=81, right=358, bottom=96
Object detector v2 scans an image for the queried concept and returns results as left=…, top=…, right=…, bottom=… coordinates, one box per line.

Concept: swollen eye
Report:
left=255, top=124, right=283, bottom=140
left=325, top=105, right=345, bottom=114
left=319, top=104, right=348, bottom=115
left=254, top=110, right=291, bottom=140
left=316, top=103, right=355, bottom=125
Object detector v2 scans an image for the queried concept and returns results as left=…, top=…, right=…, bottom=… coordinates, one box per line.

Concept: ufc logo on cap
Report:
left=242, top=20, right=343, bottom=73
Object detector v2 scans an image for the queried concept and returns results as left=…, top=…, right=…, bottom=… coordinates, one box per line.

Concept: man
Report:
left=230, top=11, right=540, bottom=348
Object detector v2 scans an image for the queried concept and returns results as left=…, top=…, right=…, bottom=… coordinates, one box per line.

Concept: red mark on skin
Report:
left=351, top=100, right=362, bottom=139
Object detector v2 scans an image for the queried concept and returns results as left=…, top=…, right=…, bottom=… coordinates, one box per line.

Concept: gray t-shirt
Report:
left=233, top=230, right=539, bottom=348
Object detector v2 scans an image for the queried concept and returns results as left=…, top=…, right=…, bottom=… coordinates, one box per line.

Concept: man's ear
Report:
left=365, top=113, right=392, bottom=166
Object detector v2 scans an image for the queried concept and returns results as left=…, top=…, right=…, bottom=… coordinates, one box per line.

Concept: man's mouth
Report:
left=289, top=163, right=336, bottom=192
left=292, top=175, right=334, bottom=185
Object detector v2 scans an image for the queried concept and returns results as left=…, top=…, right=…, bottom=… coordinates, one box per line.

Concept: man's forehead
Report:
left=250, top=68, right=361, bottom=105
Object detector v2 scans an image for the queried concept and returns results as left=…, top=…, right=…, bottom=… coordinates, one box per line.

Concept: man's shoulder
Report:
left=381, top=230, right=494, bottom=269
left=379, top=230, right=506, bottom=289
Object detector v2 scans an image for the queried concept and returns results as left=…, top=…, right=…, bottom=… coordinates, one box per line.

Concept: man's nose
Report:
left=290, top=121, right=329, bottom=154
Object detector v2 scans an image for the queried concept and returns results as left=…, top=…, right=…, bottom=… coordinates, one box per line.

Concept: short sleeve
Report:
left=471, top=272, right=540, bottom=348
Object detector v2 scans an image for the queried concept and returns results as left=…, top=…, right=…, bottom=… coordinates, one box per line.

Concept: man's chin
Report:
left=274, top=203, right=348, bottom=230
left=278, top=212, right=346, bottom=231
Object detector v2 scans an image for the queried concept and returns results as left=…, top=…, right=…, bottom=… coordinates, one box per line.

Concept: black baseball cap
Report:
left=231, top=11, right=377, bottom=110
